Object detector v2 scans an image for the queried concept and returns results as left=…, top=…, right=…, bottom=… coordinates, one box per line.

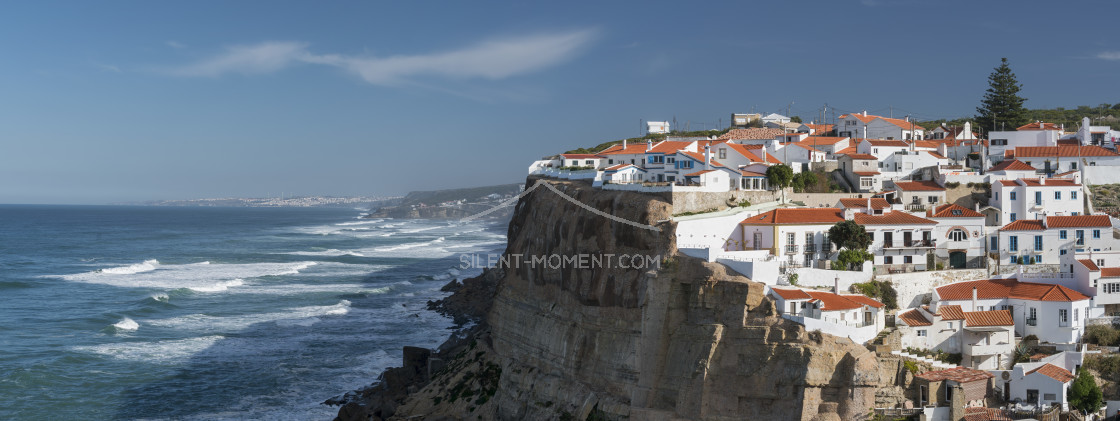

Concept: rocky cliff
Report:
left=337, top=178, right=889, bottom=420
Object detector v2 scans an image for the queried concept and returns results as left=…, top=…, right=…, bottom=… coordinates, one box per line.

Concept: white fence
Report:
left=787, top=263, right=872, bottom=291
left=782, top=314, right=880, bottom=344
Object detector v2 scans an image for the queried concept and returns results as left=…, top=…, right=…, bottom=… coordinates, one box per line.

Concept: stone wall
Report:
left=671, top=189, right=788, bottom=214
left=875, top=268, right=988, bottom=308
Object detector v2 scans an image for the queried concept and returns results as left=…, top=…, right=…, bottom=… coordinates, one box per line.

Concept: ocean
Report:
left=0, top=205, right=507, bottom=420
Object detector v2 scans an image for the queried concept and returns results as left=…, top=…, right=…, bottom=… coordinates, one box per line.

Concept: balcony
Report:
left=883, top=240, right=936, bottom=249
left=785, top=245, right=799, bottom=254
left=1026, top=317, right=1037, bottom=327
left=804, top=244, right=817, bottom=253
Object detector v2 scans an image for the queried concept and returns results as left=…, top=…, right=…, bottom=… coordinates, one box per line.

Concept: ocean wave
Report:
left=334, top=219, right=383, bottom=226
left=52, top=260, right=318, bottom=292
left=112, top=317, right=139, bottom=332
left=283, top=249, right=365, bottom=257
left=99, top=259, right=160, bottom=275
left=72, top=335, right=225, bottom=363
left=145, top=300, right=352, bottom=332
left=372, top=237, right=444, bottom=252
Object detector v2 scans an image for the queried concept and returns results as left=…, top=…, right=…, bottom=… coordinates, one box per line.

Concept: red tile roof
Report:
left=843, top=153, right=879, bottom=160
left=561, top=153, right=601, bottom=159
left=805, top=290, right=879, bottom=311
left=939, top=304, right=966, bottom=320
left=649, top=140, right=693, bottom=154
left=853, top=171, right=881, bottom=176
left=865, top=139, right=909, bottom=147
left=835, top=146, right=858, bottom=155
left=915, top=366, right=993, bottom=383
left=678, top=151, right=726, bottom=168
left=1057, top=138, right=1082, bottom=146
left=740, top=208, right=845, bottom=225
left=932, top=204, right=984, bottom=218
left=988, top=159, right=1036, bottom=172
left=996, top=178, right=1080, bottom=187
left=893, top=181, right=945, bottom=191
left=999, top=220, right=1045, bottom=231
left=936, top=278, right=1090, bottom=302
left=1045, top=215, right=1111, bottom=228
left=800, top=136, right=848, bottom=146
left=806, top=124, right=834, bottom=134
left=717, top=128, right=787, bottom=140
left=598, top=143, right=649, bottom=155
left=1102, top=268, right=1120, bottom=278
left=839, top=198, right=891, bottom=210
left=842, top=294, right=885, bottom=308
left=853, top=211, right=937, bottom=225
left=927, top=151, right=947, bottom=159
left=1079, top=259, right=1100, bottom=271
left=684, top=170, right=716, bottom=177
left=771, top=288, right=812, bottom=300
left=1026, top=363, right=1075, bottom=383
left=1013, top=146, right=1118, bottom=157
left=1017, top=122, right=1062, bottom=131
left=839, top=113, right=925, bottom=131
left=741, top=170, right=766, bottom=177
left=898, top=309, right=932, bottom=326
left=964, top=309, right=1014, bottom=327
left=603, top=163, right=637, bottom=171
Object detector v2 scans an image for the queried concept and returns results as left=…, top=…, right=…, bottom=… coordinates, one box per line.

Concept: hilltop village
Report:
left=528, top=112, right=1120, bottom=419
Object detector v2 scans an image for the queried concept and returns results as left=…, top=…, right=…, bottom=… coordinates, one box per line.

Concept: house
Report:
left=995, top=215, right=1113, bottom=266
left=987, top=121, right=1064, bottom=160
left=854, top=211, right=937, bottom=271
left=932, top=278, right=1091, bottom=344
left=858, top=140, right=949, bottom=179
left=600, top=164, right=647, bottom=185
left=1008, top=145, right=1120, bottom=174
left=891, top=180, right=947, bottom=211
left=559, top=153, right=604, bottom=168
left=1003, top=362, right=1075, bottom=410
left=760, top=113, right=790, bottom=125
left=986, top=159, right=1037, bottom=181
left=897, top=306, right=1015, bottom=370
left=598, top=139, right=654, bottom=167
left=731, top=113, right=761, bottom=128
left=804, top=123, right=835, bottom=136
left=911, top=367, right=993, bottom=410
left=927, top=122, right=978, bottom=141
left=647, top=121, right=670, bottom=134
left=836, top=197, right=893, bottom=215
left=837, top=111, right=925, bottom=140
left=738, top=208, right=845, bottom=269
left=989, top=177, right=1085, bottom=225
left=928, top=204, right=988, bottom=269
left=795, top=136, right=850, bottom=159
left=768, top=286, right=885, bottom=344
left=1072, top=254, right=1120, bottom=315
left=838, top=153, right=882, bottom=193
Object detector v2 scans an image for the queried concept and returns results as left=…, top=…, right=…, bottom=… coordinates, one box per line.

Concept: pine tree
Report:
left=1068, top=368, right=1102, bottom=414
left=976, top=58, right=1028, bottom=133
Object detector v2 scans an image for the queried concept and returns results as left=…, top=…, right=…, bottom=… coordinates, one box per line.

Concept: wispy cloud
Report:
left=1098, top=51, right=1120, bottom=61
left=159, top=29, right=597, bottom=86
left=166, top=40, right=187, bottom=49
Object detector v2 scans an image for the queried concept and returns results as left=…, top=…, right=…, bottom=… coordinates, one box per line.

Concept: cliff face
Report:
left=388, top=178, right=884, bottom=420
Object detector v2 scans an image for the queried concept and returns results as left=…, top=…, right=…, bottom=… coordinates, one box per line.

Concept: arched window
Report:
left=948, top=229, right=967, bottom=241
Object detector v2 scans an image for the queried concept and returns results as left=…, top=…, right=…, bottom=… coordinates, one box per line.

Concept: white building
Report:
left=987, top=121, right=1063, bottom=160
left=932, top=278, right=1091, bottom=344
left=1009, top=145, right=1120, bottom=175
left=853, top=211, right=937, bottom=271
left=795, top=136, right=850, bottom=159
left=985, top=159, right=1038, bottom=181
left=896, top=305, right=1015, bottom=370
left=647, top=121, right=670, bottom=134
left=1002, top=362, right=1075, bottom=410
left=559, top=153, right=605, bottom=168
left=928, top=204, right=988, bottom=269
left=838, top=152, right=883, bottom=193
left=738, top=208, right=845, bottom=268
left=891, top=180, right=947, bottom=211
left=990, top=177, right=1084, bottom=225
left=837, top=111, right=925, bottom=140
left=996, top=215, right=1113, bottom=266
left=760, top=113, right=790, bottom=125
left=768, top=286, right=886, bottom=344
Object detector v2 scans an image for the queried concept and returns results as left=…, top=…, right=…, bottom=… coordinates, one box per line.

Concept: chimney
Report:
left=862, top=110, right=867, bottom=117
left=704, top=145, right=711, bottom=170
left=1040, top=176, right=1046, bottom=186
left=646, top=139, right=653, bottom=152
left=964, top=121, right=972, bottom=138
left=622, top=139, right=627, bottom=149
left=834, top=276, right=840, bottom=294
left=867, top=197, right=872, bottom=211
left=972, top=287, right=978, bottom=311
left=974, top=202, right=980, bottom=212
left=905, top=116, right=910, bottom=122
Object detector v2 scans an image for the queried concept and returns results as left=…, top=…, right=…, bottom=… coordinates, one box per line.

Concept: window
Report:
left=1060, top=230, right=1067, bottom=240
left=992, top=139, right=1008, bottom=146
left=927, top=196, right=938, bottom=204
left=805, top=233, right=814, bottom=248
left=1059, top=309, right=1069, bottom=326
left=917, top=330, right=927, bottom=337
left=1010, top=213, right=1017, bottom=222
left=1028, top=307, right=1037, bottom=326
left=649, top=155, right=664, bottom=164
left=1075, top=308, right=1079, bottom=322
left=787, top=233, right=796, bottom=245
left=947, top=322, right=954, bottom=329
left=1072, top=162, right=1079, bottom=170
left=1072, top=191, right=1078, bottom=200
left=1044, top=393, right=1056, bottom=401
left=884, top=256, right=893, bottom=264
left=1061, top=249, right=1067, bottom=255
left=904, top=256, right=913, bottom=264
left=1034, top=235, right=1043, bottom=251
left=585, top=160, right=594, bottom=166
left=1035, top=191, right=1042, bottom=205
left=1056, top=191, right=1062, bottom=200
left=991, top=237, right=998, bottom=251
left=608, top=159, right=614, bottom=165
left=1011, top=255, right=1019, bottom=264
left=666, top=157, right=675, bottom=164
left=1077, top=230, right=1085, bottom=245
left=949, top=229, right=966, bottom=241
left=1010, top=192, right=1017, bottom=200
left=1099, top=259, right=1106, bottom=267
left=951, top=209, right=962, bottom=216
left=1073, top=212, right=1079, bottom=216
left=1094, top=230, right=1101, bottom=239
left=718, top=148, right=726, bottom=159
left=1009, top=236, right=1018, bottom=252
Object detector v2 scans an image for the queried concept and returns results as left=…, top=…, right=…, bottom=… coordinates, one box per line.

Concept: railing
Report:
left=1026, top=317, right=1037, bottom=326
left=785, top=245, right=799, bottom=254
left=804, top=244, right=816, bottom=253
left=884, top=240, right=936, bottom=248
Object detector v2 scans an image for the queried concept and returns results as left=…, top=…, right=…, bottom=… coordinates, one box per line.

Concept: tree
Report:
left=836, top=249, right=873, bottom=271
left=828, top=220, right=872, bottom=251
left=976, top=58, right=1028, bottom=133
left=1068, top=368, right=1102, bottom=414
left=790, top=116, right=803, bottom=123
left=766, top=164, right=793, bottom=190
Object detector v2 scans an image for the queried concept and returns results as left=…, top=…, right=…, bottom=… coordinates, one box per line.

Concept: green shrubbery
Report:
left=1084, top=325, right=1120, bottom=346
left=849, top=280, right=898, bottom=309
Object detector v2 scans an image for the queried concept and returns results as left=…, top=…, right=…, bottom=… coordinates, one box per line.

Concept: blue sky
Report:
left=2, top=1, right=1118, bottom=204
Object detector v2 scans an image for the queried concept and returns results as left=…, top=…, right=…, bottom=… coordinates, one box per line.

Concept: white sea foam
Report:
left=400, top=226, right=440, bottom=234
left=148, top=293, right=170, bottom=302
left=99, top=259, right=160, bottom=275
left=146, top=300, right=352, bottom=332
left=73, top=335, right=225, bottom=362
left=334, top=219, right=383, bottom=226
left=372, top=237, right=444, bottom=252
left=113, top=317, right=139, bottom=331
left=53, top=260, right=318, bottom=292
left=283, top=249, right=365, bottom=257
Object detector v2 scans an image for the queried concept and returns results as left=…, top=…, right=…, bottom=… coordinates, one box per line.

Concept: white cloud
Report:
left=160, top=29, right=597, bottom=85
left=163, top=41, right=310, bottom=77
left=166, top=40, right=187, bottom=49
left=1098, top=51, right=1120, bottom=61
